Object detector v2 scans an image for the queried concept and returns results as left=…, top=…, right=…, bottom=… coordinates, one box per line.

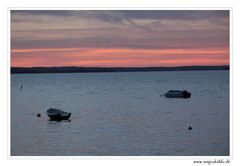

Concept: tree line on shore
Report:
left=11, top=66, right=229, bottom=74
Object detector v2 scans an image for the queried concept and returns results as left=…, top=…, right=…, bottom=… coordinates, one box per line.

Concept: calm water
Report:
left=11, top=71, right=229, bottom=156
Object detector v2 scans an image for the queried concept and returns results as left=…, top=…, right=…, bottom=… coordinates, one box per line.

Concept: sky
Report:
left=11, top=10, right=229, bottom=67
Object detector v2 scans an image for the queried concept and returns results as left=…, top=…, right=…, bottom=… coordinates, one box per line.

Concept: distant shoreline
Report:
left=11, top=66, right=229, bottom=74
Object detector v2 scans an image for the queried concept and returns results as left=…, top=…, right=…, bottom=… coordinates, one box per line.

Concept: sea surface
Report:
left=11, top=70, right=229, bottom=156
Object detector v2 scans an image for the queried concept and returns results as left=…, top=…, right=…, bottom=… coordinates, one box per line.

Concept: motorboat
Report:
left=164, top=90, right=191, bottom=98
left=46, top=108, right=71, bottom=121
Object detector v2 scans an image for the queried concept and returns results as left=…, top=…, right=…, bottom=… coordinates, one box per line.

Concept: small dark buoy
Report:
left=188, top=125, right=192, bottom=130
left=37, top=113, right=41, bottom=118
left=20, top=85, right=23, bottom=89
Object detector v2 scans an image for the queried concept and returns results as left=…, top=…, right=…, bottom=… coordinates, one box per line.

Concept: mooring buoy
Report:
left=37, top=113, right=41, bottom=118
left=188, top=125, right=192, bottom=130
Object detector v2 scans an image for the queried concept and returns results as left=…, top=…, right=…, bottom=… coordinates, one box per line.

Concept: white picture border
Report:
left=1, top=0, right=239, bottom=166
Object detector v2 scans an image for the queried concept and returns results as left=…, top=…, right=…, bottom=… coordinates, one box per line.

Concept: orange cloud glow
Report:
left=11, top=47, right=229, bottom=67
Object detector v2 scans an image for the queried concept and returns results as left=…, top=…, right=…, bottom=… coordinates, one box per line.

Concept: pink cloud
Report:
left=11, top=47, right=229, bottom=67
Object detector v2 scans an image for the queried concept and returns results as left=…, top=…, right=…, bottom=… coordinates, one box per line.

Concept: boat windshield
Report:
left=168, top=90, right=182, bottom=93
left=47, top=108, right=65, bottom=114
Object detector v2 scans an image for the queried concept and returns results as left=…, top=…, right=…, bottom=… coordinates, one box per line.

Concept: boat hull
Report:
left=164, top=90, right=191, bottom=98
left=46, top=108, right=71, bottom=121
left=48, top=113, right=71, bottom=121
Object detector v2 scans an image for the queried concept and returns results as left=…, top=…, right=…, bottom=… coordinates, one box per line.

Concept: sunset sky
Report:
left=11, top=10, right=229, bottom=67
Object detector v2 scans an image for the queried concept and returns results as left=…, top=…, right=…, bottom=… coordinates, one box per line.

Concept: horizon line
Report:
left=11, top=65, right=230, bottom=68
